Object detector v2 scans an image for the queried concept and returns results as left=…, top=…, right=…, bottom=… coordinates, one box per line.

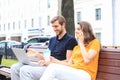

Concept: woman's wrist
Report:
left=78, top=42, right=84, bottom=46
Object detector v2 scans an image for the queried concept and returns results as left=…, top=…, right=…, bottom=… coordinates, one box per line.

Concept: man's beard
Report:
left=57, top=30, right=63, bottom=36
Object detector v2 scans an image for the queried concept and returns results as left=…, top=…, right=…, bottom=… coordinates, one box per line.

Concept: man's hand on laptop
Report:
left=27, top=48, right=37, bottom=57
left=27, top=48, right=44, bottom=60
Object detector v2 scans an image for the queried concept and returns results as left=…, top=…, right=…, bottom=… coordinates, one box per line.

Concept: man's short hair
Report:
left=51, top=15, right=66, bottom=25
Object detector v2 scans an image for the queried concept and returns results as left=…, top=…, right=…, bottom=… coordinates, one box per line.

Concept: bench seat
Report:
left=96, top=48, right=120, bottom=80
left=0, top=67, right=11, bottom=80
left=0, top=46, right=120, bottom=80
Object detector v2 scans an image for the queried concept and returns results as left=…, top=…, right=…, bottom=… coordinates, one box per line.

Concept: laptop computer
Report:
left=12, top=48, right=42, bottom=66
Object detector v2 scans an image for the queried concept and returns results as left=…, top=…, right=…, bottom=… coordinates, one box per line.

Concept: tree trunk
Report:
left=61, top=0, right=75, bottom=36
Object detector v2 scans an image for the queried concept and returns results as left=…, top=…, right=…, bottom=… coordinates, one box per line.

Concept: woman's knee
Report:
left=48, top=63, right=59, bottom=68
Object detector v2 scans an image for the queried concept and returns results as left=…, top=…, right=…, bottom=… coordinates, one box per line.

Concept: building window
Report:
left=77, top=12, right=81, bottom=22
left=24, top=20, right=27, bottom=28
left=0, top=24, right=1, bottom=31
left=4, top=24, right=5, bottom=31
left=47, top=16, right=50, bottom=26
left=31, top=18, right=34, bottom=27
left=48, top=0, right=50, bottom=8
left=18, top=21, right=21, bottom=29
left=13, top=22, right=15, bottom=30
left=0, top=15, right=1, bottom=20
left=39, top=17, right=41, bottom=27
left=95, top=32, right=101, bottom=41
left=8, top=23, right=10, bottom=30
left=95, top=8, right=101, bottom=20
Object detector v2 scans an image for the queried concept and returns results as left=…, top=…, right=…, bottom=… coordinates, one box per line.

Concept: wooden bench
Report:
left=30, top=46, right=120, bottom=80
left=96, top=48, right=120, bottom=80
left=29, top=46, right=120, bottom=80
left=0, top=46, right=120, bottom=80
left=0, top=66, right=11, bottom=80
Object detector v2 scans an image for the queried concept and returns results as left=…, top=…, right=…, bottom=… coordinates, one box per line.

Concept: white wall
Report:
left=74, top=0, right=119, bottom=46
left=114, top=0, right=120, bottom=46
left=0, top=0, right=57, bottom=41
left=1, top=0, right=119, bottom=45
left=100, top=0, right=113, bottom=46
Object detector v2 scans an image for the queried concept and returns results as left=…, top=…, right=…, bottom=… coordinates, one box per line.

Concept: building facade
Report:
left=0, top=0, right=57, bottom=42
left=0, top=0, right=120, bottom=46
left=74, top=0, right=120, bottom=46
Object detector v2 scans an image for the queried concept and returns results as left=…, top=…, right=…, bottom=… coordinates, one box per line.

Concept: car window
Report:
left=27, top=37, right=50, bottom=43
left=40, top=38, right=49, bottom=42
left=8, top=42, right=15, bottom=45
left=0, top=42, right=5, bottom=48
left=28, top=38, right=38, bottom=43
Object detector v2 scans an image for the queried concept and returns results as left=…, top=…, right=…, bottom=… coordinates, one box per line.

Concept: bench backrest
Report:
left=96, top=48, right=120, bottom=80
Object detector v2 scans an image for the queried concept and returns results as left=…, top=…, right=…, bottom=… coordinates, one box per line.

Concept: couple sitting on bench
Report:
left=11, top=15, right=100, bottom=80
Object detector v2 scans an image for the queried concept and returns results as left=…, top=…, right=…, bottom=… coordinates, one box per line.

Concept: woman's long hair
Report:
left=77, top=21, right=96, bottom=46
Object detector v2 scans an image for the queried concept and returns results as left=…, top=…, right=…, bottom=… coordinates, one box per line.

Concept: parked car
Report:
left=0, top=40, right=22, bottom=59
left=23, top=35, right=51, bottom=51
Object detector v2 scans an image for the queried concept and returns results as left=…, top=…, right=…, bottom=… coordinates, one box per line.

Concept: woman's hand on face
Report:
left=75, top=25, right=84, bottom=44
left=76, top=31, right=84, bottom=44
left=79, top=33, right=84, bottom=44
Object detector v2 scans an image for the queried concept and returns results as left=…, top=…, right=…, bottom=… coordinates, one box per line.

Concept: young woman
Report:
left=39, top=21, right=101, bottom=80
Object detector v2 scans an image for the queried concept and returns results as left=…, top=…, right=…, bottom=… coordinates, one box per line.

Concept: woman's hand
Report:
left=77, top=32, right=84, bottom=45
left=75, top=26, right=84, bottom=44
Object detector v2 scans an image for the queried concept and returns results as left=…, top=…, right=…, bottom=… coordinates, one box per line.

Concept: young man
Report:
left=11, top=15, right=78, bottom=80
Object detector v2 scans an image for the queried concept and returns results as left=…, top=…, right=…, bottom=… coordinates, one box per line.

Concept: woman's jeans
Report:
left=40, top=63, right=91, bottom=80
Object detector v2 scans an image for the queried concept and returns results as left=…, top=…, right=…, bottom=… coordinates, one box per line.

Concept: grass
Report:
left=1, top=58, right=18, bottom=67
